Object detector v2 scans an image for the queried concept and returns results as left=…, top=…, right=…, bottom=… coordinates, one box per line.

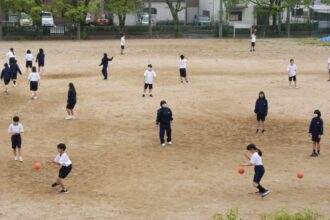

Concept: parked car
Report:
left=41, top=11, right=54, bottom=27
left=96, top=18, right=109, bottom=26
left=19, top=13, right=33, bottom=27
left=86, top=13, right=95, bottom=24
left=193, top=16, right=211, bottom=26
left=140, top=13, right=156, bottom=25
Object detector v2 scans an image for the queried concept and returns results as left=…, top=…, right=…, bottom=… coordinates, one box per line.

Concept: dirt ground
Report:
left=0, top=38, right=330, bottom=220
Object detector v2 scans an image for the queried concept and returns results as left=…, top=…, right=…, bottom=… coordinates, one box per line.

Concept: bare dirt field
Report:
left=0, top=38, right=330, bottom=220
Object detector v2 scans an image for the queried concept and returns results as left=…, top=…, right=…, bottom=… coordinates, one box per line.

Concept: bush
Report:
left=213, top=208, right=239, bottom=220
left=261, top=209, right=323, bottom=220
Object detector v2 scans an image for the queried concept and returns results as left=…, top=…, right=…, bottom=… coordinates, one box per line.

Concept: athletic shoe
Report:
left=310, top=153, right=317, bottom=157
left=256, top=129, right=259, bottom=133
left=255, top=191, right=262, bottom=195
left=65, top=115, right=71, bottom=120
left=161, top=143, right=166, bottom=147
left=14, top=156, right=18, bottom=161
left=51, top=183, right=58, bottom=188
left=142, top=94, right=145, bottom=98
left=59, top=189, right=68, bottom=194
left=261, top=129, right=265, bottom=134
left=33, top=96, right=38, bottom=100
left=149, top=94, right=153, bottom=97
left=315, top=153, right=320, bottom=157
left=13, top=84, right=16, bottom=88
left=261, top=190, right=271, bottom=197
left=71, top=115, right=76, bottom=120
left=167, top=141, right=172, bottom=145
left=19, top=157, right=23, bottom=162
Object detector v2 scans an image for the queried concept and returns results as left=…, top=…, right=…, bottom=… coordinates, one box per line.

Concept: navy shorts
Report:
left=144, top=83, right=153, bottom=90
left=312, top=134, right=321, bottom=143
left=11, top=134, right=22, bottom=149
left=121, top=45, right=125, bottom=50
left=66, top=102, right=76, bottom=110
left=253, top=165, right=265, bottom=184
left=257, top=113, right=266, bottom=122
left=30, top=81, right=38, bottom=91
left=26, top=61, right=33, bottom=68
left=38, top=62, right=44, bottom=67
left=4, top=79, right=10, bottom=85
left=180, top=68, right=187, bottom=77
left=59, top=164, right=72, bottom=179
left=289, top=76, right=297, bottom=81
left=251, top=42, right=255, bottom=47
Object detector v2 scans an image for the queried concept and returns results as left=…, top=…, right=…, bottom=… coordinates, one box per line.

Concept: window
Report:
left=292, top=8, right=303, bottom=16
left=229, top=12, right=242, bottom=21
left=203, top=10, right=210, bottom=17
left=143, top=8, right=157, bottom=15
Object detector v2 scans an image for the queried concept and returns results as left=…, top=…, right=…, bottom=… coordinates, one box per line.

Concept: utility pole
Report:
left=148, top=0, right=152, bottom=38
left=0, top=0, right=3, bottom=40
left=218, top=0, right=223, bottom=38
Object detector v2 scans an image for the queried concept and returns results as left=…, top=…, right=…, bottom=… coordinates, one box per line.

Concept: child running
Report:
left=287, top=58, right=297, bottom=88
left=66, top=83, right=77, bottom=120
left=250, top=30, right=256, bottom=52
left=309, top=110, right=323, bottom=157
left=25, top=49, right=34, bottom=73
left=47, top=143, right=73, bottom=194
left=28, top=66, right=40, bottom=99
left=8, top=116, right=24, bottom=162
left=10, top=60, right=22, bottom=88
left=254, top=91, right=268, bottom=134
left=156, top=100, right=173, bottom=147
left=241, top=144, right=271, bottom=197
left=36, top=48, right=45, bottom=74
left=99, top=53, right=114, bottom=80
left=143, top=64, right=156, bottom=97
left=179, top=55, right=189, bottom=83
left=121, top=34, right=126, bottom=55
left=6, top=48, right=16, bottom=65
left=1, top=63, right=12, bottom=94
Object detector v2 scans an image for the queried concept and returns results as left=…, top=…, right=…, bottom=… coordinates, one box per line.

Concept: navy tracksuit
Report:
left=309, top=117, right=323, bottom=142
left=254, top=98, right=268, bottom=121
left=156, top=107, right=173, bottom=144
left=1, top=67, right=12, bottom=84
left=36, top=53, right=45, bottom=66
left=10, top=63, right=22, bottom=80
left=100, top=57, right=113, bottom=80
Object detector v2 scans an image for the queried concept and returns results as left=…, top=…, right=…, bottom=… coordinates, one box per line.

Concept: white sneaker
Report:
left=33, top=96, right=38, bottom=100
left=14, top=156, right=18, bottom=161
left=71, top=115, right=76, bottom=120
left=161, top=143, right=166, bottom=147
left=167, top=142, right=172, bottom=145
left=19, top=157, right=23, bottom=162
left=65, top=115, right=71, bottom=120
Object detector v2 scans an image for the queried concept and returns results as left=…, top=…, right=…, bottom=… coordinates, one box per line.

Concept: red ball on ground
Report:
left=238, top=167, right=245, bottom=174
left=34, top=162, right=42, bottom=171
left=297, top=172, right=304, bottom=179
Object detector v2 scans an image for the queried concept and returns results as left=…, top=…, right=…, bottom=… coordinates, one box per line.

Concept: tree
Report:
left=107, top=0, right=139, bottom=33
left=165, top=0, right=185, bottom=37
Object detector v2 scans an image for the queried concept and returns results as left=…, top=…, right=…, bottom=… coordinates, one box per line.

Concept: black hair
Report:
left=57, top=143, right=66, bottom=151
left=258, top=91, right=266, bottom=99
left=10, top=48, right=14, bottom=52
left=69, top=82, right=76, bottom=95
left=148, top=64, right=152, bottom=68
left=39, top=48, right=44, bottom=54
left=4, top=63, right=8, bottom=68
left=32, top=66, right=37, bottom=72
left=103, top=53, right=108, bottom=59
left=180, top=54, right=184, bottom=59
left=27, top=49, right=31, bottom=54
left=314, top=109, right=321, bottom=117
left=160, top=100, right=167, bottom=106
left=290, top=58, right=294, bottom=62
left=13, top=116, right=19, bottom=122
left=246, top=144, right=262, bottom=156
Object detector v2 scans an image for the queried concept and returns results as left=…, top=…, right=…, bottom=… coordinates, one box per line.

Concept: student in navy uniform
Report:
left=10, top=60, right=22, bottom=88
left=156, top=100, right=173, bottom=147
left=47, top=143, right=73, bottom=194
left=66, top=83, right=77, bottom=120
left=1, top=63, right=12, bottom=94
left=241, top=144, right=271, bottom=197
left=25, top=49, right=34, bottom=73
left=99, top=53, right=114, bottom=80
left=36, top=48, right=45, bottom=74
left=254, top=91, right=268, bottom=133
left=8, top=116, right=24, bottom=162
left=309, top=110, right=323, bottom=157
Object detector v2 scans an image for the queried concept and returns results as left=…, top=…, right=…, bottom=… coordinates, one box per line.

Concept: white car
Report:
left=20, top=13, right=33, bottom=27
left=41, top=11, right=54, bottom=27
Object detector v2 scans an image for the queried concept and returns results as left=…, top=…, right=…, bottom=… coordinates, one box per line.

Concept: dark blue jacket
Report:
left=100, top=57, right=113, bottom=68
left=309, top=117, right=323, bottom=135
left=68, top=89, right=76, bottom=103
left=1, top=67, right=12, bottom=81
left=36, top=53, right=45, bottom=64
left=10, top=63, right=22, bottom=76
left=156, top=107, right=173, bottom=126
left=254, top=98, right=268, bottom=115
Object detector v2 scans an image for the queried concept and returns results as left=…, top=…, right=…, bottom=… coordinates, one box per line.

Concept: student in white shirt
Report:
left=28, top=66, right=40, bottom=99
left=47, top=143, right=73, bottom=194
left=179, top=55, right=189, bottom=83
left=250, top=29, right=257, bottom=52
left=6, top=48, right=16, bottom=65
left=287, top=58, right=297, bottom=88
left=120, top=34, right=126, bottom=55
left=25, top=49, right=34, bottom=73
left=8, top=116, right=24, bottom=162
left=327, top=57, right=330, bottom=81
left=241, top=144, right=271, bottom=198
left=143, top=64, right=156, bottom=97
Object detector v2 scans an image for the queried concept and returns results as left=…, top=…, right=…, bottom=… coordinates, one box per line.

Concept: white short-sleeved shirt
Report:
left=328, top=58, right=330, bottom=69
left=121, top=37, right=126, bottom=46
left=28, top=72, right=40, bottom=82
left=8, top=123, right=24, bottom=134
left=54, top=153, right=72, bottom=167
left=251, top=34, right=256, bottom=43
left=179, top=59, right=187, bottom=69
left=144, top=69, right=156, bottom=84
left=287, top=64, right=297, bottom=77
left=25, top=53, right=34, bottom=61
left=6, top=51, right=15, bottom=58
left=250, top=152, right=263, bottom=166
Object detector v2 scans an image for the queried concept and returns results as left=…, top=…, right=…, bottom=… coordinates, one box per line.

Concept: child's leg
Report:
left=66, top=108, right=71, bottom=116
left=313, top=142, right=317, bottom=153
left=13, top=148, right=17, bottom=157
left=185, top=76, right=188, bottom=82
left=56, top=178, right=65, bottom=190
left=317, top=142, right=321, bottom=154
left=261, top=120, right=265, bottom=131
left=149, top=88, right=152, bottom=94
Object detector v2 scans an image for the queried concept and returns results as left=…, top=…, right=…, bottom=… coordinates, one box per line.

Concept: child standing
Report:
left=250, top=30, right=256, bottom=52
left=241, top=144, right=271, bottom=197
left=66, top=83, right=77, bottom=120
left=47, top=143, right=73, bottom=194
left=36, top=48, right=45, bottom=74
left=287, top=58, right=297, bottom=88
left=254, top=91, right=268, bottom=134
left=156, top=100, right=173, bottom=147
left=143, top=64, right=156, bottom=97
left=1, top=63, right=12, bottom=94
left=25, top=49, right=34, bottom=73
left=28, top=66, right=40, bottom=99
left=8, top=116, right=24, bottom=162
left=309, top=110, right=323, bottom=157
left=99, top=53, right=114, bottom=80
left=179, top=55, right=189, bottom=83
left=10, top=60, right=22, bottom=88
left=6, top=48, right=16, bottom=65
left=121, top=34, right=126, bottom=55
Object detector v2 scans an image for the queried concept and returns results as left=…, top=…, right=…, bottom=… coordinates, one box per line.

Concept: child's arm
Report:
left=18, top=65, right=22, bottom=75
left=320, top=120, right=324, bottom=136
left=109, top=57, right=114, bottom=61
left=309, top=120, right=312, bottom=134
left=156, top=109, right=161, bottom=125
left=265, top=100, right=268, bottom=116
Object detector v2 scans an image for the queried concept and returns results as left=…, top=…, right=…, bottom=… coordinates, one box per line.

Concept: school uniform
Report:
left=100, top=57, right=113, bottom=80
left=10, top=63, right=22, bottom=80
left=179, top=59, right=187, bottom=77
left=254, top=98, right=268, bottom=122
left=25, top=53, right=34, bottom=68
left=54, top=153, right=72, bottom=179
left=67, top=89, right=76, bottom=110
left=8, top=123, right=24, bottom=149
left=121, top=37, right=126, bottom=49
left=309, top=117, right=323, bottom=143
left=36, top=53, right=45, bottom=67
left=251, top=34, right=256, bottom=47
left=144, top=69, right=156, bottom=89
left=156, top=107, right=173, bottom=144
left=28, top=72, right=40, bottom=91
left=287, top=64, right=297, bottom=81
left=250, top=152, right=265, bottom=184
left=6, top=51, right=16, bottom=65
left=1, top=67, right=12, bottom=85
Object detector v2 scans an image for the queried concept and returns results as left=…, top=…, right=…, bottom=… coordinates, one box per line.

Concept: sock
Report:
left=257, top=185, right=266, bottom=193
left=313, top=149, right=316, bottom=154
left=317, top=150, right=320, bottom=154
